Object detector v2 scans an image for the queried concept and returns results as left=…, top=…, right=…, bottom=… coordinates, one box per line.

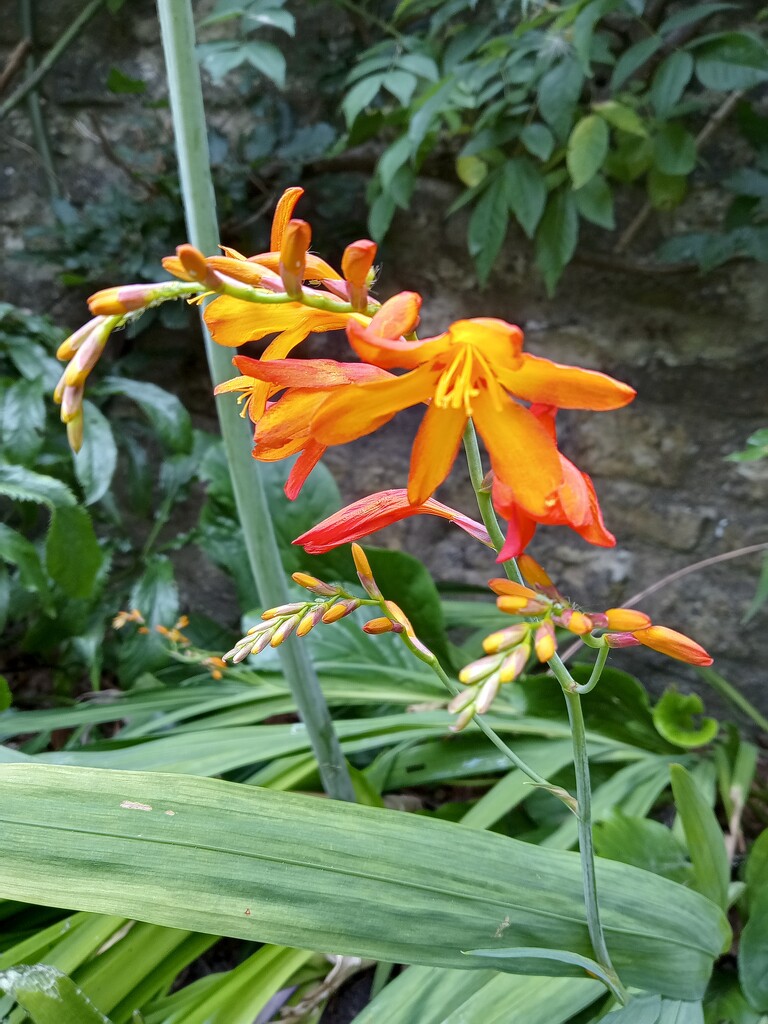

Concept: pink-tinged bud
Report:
left=499, top=645, right=530, bottom=683
left=589, top=612, right=609, bottom=629
left=362, top=617, right=398, bottom=635
left=279, top=219, right=311, bottom=298
left=534, top=621, right=557, bottom=663
left=63, top=328, right=109, bottom=389
left=341, top=239, right=377, bottom=311
left=321, top=599, right=361, bottom=624
left=296, top=606, right=325, bottom=637
left=351, top=542, right=382, bottom=598
left=262, top=602, right=306, bottom=620
left=557, top=609, right=594, bottom=636
left=497, top=595, right=549, bottom=616
left=632, top=625, right=713, bottom=666
left=482, top=623, right=529, bottom=655
left=458, top=654, right=498, bottom=686
left=56, top=317, right=103, bottom=361
left=66, top=409, right=84, bottom=453
left=517, top=555, right=554, bottom=589
left=450, top=705, right=476, bottom=733
left=384, top=600, right=414, bottom=637
left=88, top=283, right=156, bottom=315
left=291, top=572, right=340, bottom=598
left=448, top=687, right=476, bottom=714
left=604, top=608, right=652, bottom=631
left=604, top=632, right=641, bottom=650
left=60, top=384, right=83, bottom=423
left=475, top=672, right=502, bottom=714
left=270, top=613, right=302, bottom=647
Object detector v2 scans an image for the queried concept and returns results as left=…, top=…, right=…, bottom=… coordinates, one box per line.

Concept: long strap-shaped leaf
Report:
left=0, top=765, right=728, bottom=1000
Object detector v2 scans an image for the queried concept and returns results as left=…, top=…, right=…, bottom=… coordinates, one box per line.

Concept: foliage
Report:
left=0, top=302, right=221, bottom=692
left=336, top=0, right=768, bottom=289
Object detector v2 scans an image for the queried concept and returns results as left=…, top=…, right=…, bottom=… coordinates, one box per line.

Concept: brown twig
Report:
left=0, top=38, right=31, bottom=95
left=560, top=541, right=768, bottom=664
left=615, top=89, right=746, bottom=254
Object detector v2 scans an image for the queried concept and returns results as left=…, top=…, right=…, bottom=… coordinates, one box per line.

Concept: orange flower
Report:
left=216, top=356, right=391, bottom=499
left=310, top=318, right=635, bottom=508
left=607, top=624, right=713, bottom=666
left=492, top=404, right=615, bottom=558
left=293, top=488, right=492, bottom=553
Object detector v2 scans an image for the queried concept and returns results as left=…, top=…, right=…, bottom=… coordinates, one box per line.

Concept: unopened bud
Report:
left=499, top=644, right=530, bottom=683
left=270, top=613, right=302, bottom=646
left=534, top=621, right=557, bottom=663
left=279, top=219, right=311, bottom=298
left=66, top=410, right=84, bottom=453
left=604, top=608, right=652, bottom=631
left=450, top=705, right=476, bottom=733
left=321, top=599, right=361, bottom=623
left=482, top=623, right=529, bottom=654
left=488, top=579, right=541, bottom=602
left=459, top=654, right=499, bottom=686
left=362, top=617, right=400, bottom=634
left=291, top=572, right=340, bottom=597
left=63, top=325, right=110, bottom=388
left=56, top=317, right=103, bottom=361
left=475, top=672, right=502, bottom=714
left=262, top=602, right=306, bottom=620
left=497, top=595, right=549, bottom=616
left=448, top=687, right=476, bottom=714
left=296, top=606, right=326, bottom=637
left=351, top=543, right=381, bottom=598
left=603, top=631, right=641, bottom=650
left=88, top=284, right=152, bottom=316
left=517, top=555, right=553, bottom=589
left=557, top=609, right=593, bottom=636
left=60, top=383, right=83, bottom=423
left=341, top=239, right=377, bottom=311
left=176, top=244, right=221, bottom=289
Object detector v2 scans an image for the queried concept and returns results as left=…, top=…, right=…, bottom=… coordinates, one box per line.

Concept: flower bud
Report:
left=321, top=599, right=361, bottom=624
left=557, top=609, right=593, bottom=635
left=450, top=705, right=476, bottom=733
left=448, top=687, right=476, bottom=714
left=459, top=654, right=498, bottom=686
left=632, top=625, right=713, bottom=666
left=488, top=579, right=541, bottom=602
left=362, top=617, right=399, bottom=634
left=517, top=555, right=554, bottom=589
left=296, top=606, right=326, bottom=637
left=88, top=283, right=154, bottom=315
left=341, top=239, right=377, bottom=311
left=351, top=543, right=381, bottom=598
left=499, top=644, right=529, bottom=683
left=604, top=608, right=652, bottom=631
left=497, top=595, right=549, bottom=616
left=56, top=317, right=103, bottom=361
left=279, top=219, right=311, bottom=298
left=534, top=621, right=556, bottom=663
left=482, top=623, right=529, bottom=655
left=269, top=613, right=302, bottom=647
left=291, top=572, right=340, bottom=597
left=262, top=602, right=306, bottom=620
left=475, top=672, right=502, bottom=714
left=176, top=244, right=218, bottom=287
left=603, top=631, right=641, bottom=650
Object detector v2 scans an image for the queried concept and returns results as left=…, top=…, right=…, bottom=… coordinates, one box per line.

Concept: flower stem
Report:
left=462, top=419, right=625, bottom=1000
left=155, top=0, right=355, bottom=803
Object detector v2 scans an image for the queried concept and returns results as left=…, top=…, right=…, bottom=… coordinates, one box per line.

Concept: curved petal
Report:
left=498, top=353, right=636, bottom=411
left=448, top=318, right=524, bottom=372
left=204, top=297, right=350, bottom=348
left=270, top=187, right=304, bottom=251
left=346, top=317, right=438, bottom=370
left=285, top=440, right=326, bottom=499
left=255, top=389, right=324, bottom=448
left=233, top=355, right=390, bottom=388
left=311, top=365, right=437, bottom=446
left=407, top=401, right=467, bottom=505
left=370, top=291, right=422, bottom=338
left=497, top=508, right=537, bottom=561
left=472, top=389, right=563, bottom=516
left=248, top=251, right=342, bottom=281
left=633, top=625, right=713, bottom=666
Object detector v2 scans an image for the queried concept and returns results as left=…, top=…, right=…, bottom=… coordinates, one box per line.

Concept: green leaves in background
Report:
left=567, top=115, right=609, bottom=189
left=670, top=764, right=729, bottom=911
left=101, top=378, right=192, bottom=454
left=652, top=689, right=719, bottom=749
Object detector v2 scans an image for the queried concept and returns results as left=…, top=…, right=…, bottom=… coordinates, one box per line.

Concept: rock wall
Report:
left=2, top=2, right=767, bottom=713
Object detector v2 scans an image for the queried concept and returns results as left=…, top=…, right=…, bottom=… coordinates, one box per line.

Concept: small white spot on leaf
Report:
left=120, top=801, right=153, bottom=812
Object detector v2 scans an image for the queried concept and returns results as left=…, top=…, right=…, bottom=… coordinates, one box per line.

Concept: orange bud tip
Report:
left=604, top=608, right=652, bottom=631
left=517, top=555, right=554, bottom=589
left=279, top=219, right=311, bottom=297
left=497, top=595, right=549, bottom=616
left=557, top=609, right=593, bottom=636
left=177, top=244, right=216, bottom=286
left=321, top=599, right=361, bottom=624
left=488, top=579, right=541, bottom=602
left=342, top=240, right=377, bottom=286
left=66, top=413, right=84, bottom=453
left=362, top=617, right=396, bottom=635
left=262, top=602, right=306, bottom=620
left=291, top=572, right=340, bottom=597
left=482, top=623, right=529, bottom=655
left=633, top=625, right=713, bottom=666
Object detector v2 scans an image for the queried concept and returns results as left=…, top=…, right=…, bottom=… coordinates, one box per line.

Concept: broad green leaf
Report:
left=74, top=401, right=118, bottom=505
left=407, top=78, right=455, bottom=148
left=467, top=947, right=623, bottom=1002
left=128, top=555, right=178, bottom=628
left=567, top=115, right=609, bottom=189
left=241, top=40, right=287, bottom=89
left=468, top=173, right=508, bottom=284
left=101, top=378, right=192, bottom=454
left=647, top=168, right=688, bottom=211
left=605, top=133, right=653, bottom=183
left=343, top=75, right=384, bottom=125
left=520, top=123, right=555, bottom=160
left=704, top=974, right=763, bottom=1024
left=0, top=678, right=9, bottom=713
left=653, top=689, right=718, bottom=748
left=383, top=69, right=418, bottom=105
left=0, top=964, right=113, bottom=1024
left=456, top=154, right=488, bottom=188
left=538, top=57, right=583, bottom=138
left=660, top=3, right=734, bottom=36
left=650, top=52, right=694, bottom=119
left=0, top=378, right=45, bottom=463
left=0, top=764, right=730, bottom=997
left=602, top=992, right=662, bottom=1022
left=740, top=889, right=768, bottom=1011
left=594, top=101, right=647, bottom=138
left=692, top=32, right=768, bottom=91
left=535, top=189, right=579, bottom=295
left=0, top=463, right=76, bottom=508
left=574, top=174, right=615, bottom=228
left=0, top=524, right=53, bottom=613
left=368, top=192, right=396, bottom=240
left=611, top=36, right=664, bottom=90
left=653, top=123, right=697, bottom=176
left=504, top=157, right=546, bottom=238
left=745, top=829, right=768, bottom=911
left=670, top=763, right=729, bottom=911
left=45, top=505, right=104, bottom=599
left=378, top=135, right=412, bottom=190
left=594, top=815, right=692, bottom=884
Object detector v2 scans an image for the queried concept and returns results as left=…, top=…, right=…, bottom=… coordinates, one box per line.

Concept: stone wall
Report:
left=2, top=2, right=767, bottom=712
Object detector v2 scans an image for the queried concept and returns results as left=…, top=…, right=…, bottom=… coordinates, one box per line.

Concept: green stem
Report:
left=155, top=0, right=355, bottom=803
left=571, top=645, right=609, bottom=695
left=462, top=420, right=625, bottom=999
left=19, top=0, right=59, bottom=199
left=0, top=0, right=105, bottom=121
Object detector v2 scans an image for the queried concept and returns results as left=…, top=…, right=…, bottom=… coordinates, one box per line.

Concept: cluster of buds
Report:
left=451, top=555, right=712, bottom=730
left=113, top=609, right=226, bottom=679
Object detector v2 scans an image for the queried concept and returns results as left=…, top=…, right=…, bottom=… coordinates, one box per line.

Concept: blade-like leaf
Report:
left=0, top=965, right=113, bottom=1024
left=670, top=764, right=729, bottom=911
left=0, top=765, right=730, bottom=998
left=466, top=946, right=624, bottom=1001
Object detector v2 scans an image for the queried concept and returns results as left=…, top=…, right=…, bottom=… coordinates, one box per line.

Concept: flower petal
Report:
left=633, top=625, right=713, bottom=666
left=311, top=365, right=436, bottom=446
left=233, top=355, right=389, bottom=388
left=270, top=187, right=304, bottom=251
left=499, top=353, right=636, bottom=410
left=345, top=316, right=435, bottom=371
left=285, top=440, right=326, bottom=499
left=204, top=297, right=350, bottom=348
left=472, top=388, right=563, bottom=516
left=407, top=401, right=467, bottom=505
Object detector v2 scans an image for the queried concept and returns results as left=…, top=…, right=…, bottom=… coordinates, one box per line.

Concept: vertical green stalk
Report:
left=155, top=0, right=355, bottom=802
left=18, top=0, right=59, bottom=199
left=461, top=422, right=625, bottom=1000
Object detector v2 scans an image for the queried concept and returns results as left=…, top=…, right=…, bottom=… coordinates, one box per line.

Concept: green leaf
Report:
left=654, top=124, right=697, bottom=176
left=594, top=814, right=692, bottom=884
left=74, top=402, right=118, bottom=506
left=343, top=75, right=384, bottom=126
left=45, top=505, right=103, bottom=599
left=520, top=123, right=555, bottom=161
left=0, top=524, right=53, bottom=613
left=378, top=135, right=412, bottom=191
left=741, top=892, right=768, bottom=1011
left=670, top=763, right=729, bottom=911
left=567, top=114, right=610, bottom=189
left=574, top=173, right=615, bottom=228
left=468, top=173, right=508, bottom=284
left=106, top=67, right=145, bottom=94
left=0, top=678, right=9, bottom=713
left=535, top=189, right=579, bottom=295
left=692, top=32, right=768, bottom=91
left=0, top=964, right=113, bottom=1024
left=241, top=39, right=287, bottom=89
left=602, top=992, right=662, bottom=1022
left=129, top=555, right=178, bottom=628
left=456, top=155, right=488, bottom=188
left=745, top=829, right=768, bottom=910
left=504, top=157, right=546, bottom=238
left=647, top=168, right=688, bottom=211
left=538, top=57, right=583, bottom=138
left=594, top=101, right=647, bottom=138
left=660, top=3, right=734, bottom=36
left=368, top=192, right=397, bottom=241
left=653, top=689, right=718, bottom=748
left=0, top=764, right=730, bottom=998
left=101, top=378, right=192, bottom=454
left=604, top=134, right=653, bottom=183
left=0, top=378, right=45, bottom=464
left=466, top=947, right=624, bottom=1002
left=407, top=78, right=455, bottom=148
left=0, top=463, right=76, bottom=509
left=611, top=35, right=664, bottom=90
left=650, top=52, right=694, bottom=119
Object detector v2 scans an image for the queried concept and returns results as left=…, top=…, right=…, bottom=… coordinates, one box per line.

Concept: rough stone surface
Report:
left=2, top=5, right=767, bottom=716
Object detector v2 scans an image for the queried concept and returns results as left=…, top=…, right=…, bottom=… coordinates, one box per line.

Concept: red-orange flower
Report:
left=607, top=624, right=713, bottom=666
left=492, top=404, right=615, bottom=559
left=311, top=318, right=635, bottom=509
left=293, top=488, right=492, bottom=554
